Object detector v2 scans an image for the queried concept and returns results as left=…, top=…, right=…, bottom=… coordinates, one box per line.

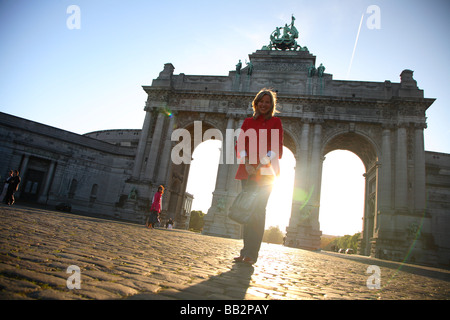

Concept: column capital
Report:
left=413, top=122, right=427, bottom=130
left=311, top=117, right=324, bottom=124
left=381, top=123, right=395, bottom=130
left=226, top=112, right=238, bottom=119
left=395, top=122, right=410, bottom=129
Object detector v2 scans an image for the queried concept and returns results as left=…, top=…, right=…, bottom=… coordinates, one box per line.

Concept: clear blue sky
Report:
left=1, top=0, right=449, bottom=235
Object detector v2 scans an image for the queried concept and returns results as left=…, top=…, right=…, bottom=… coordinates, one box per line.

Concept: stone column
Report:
left=298, top=122, right=310, bottom=191
left=373, top=164, right=381, bottom=235
left=132, top=108, right=153, bottom=179
left=19, top=154, right=30, bottom=177
left=285, top=121, right=322, bottom=251
left=38, top=160, right=56, bottom=203
left=378, top=126, right=392, bottom=211
left=225, top=115, right=239, bottom=193
left=15, top=154, right=30, bottom=198
left=414, top=124, right=426, bottom=212
left=285, top=121, right=323, bottom=249
left=215, top=115, right=235, bottom=192
left=309, top=122, right=323, bottom=231
left=394, top=124, right=408, bottom=210
left=361, top=172, right=371, bottom=255
left=157, top=115, right=175, bottom=183
left=143, top=112, right=165, bottom=181
left=287, top=122, right=309, bottom=231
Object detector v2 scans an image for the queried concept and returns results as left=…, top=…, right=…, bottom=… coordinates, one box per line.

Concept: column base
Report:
left=285, top=225, right=322, bottom=250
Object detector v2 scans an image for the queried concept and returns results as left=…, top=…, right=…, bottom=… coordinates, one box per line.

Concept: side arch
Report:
left=322, top=129, right=380, bottom=171
left=320, top=129, right=381, bottom=256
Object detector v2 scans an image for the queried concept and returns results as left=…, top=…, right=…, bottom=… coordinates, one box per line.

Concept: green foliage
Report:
left=188, top=210, right=205, bottom=232
left=320, top=235, right=338, bottom=250
left=263, top=225, right=285, bottom=244
left=328, top=232, right=361, bottom=252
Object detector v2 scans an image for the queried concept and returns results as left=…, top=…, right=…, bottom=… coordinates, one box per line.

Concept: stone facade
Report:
left=425, top=152, right=450, bottom=266
left=0, top=47, right=449, bottom=267
left=0, top=113, right=135, bottom=217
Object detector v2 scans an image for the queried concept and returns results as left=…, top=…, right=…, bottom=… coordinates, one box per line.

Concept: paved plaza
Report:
left=0, top=205, right=449, bottom=301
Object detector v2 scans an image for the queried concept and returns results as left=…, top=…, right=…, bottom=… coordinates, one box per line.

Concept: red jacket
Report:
left=150, top=191, right=162, bottom=213
left=235, top=115, right=283, bottom=182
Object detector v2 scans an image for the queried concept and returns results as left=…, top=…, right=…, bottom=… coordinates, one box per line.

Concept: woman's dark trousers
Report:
left=239, top=179, right=273, bottom=262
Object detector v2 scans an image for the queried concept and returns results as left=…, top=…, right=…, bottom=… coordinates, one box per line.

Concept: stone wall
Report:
left=425, top=151, right=450, bottom=266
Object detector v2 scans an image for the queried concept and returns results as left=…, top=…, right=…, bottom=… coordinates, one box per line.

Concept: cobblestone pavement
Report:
left=1, top=205, right=449, bottom=301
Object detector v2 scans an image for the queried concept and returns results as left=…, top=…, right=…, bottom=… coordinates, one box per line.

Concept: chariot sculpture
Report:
left=264, top=15, right=308, bottom=51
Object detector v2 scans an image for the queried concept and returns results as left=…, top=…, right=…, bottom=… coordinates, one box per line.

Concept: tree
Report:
left=188, top=210, right=205, bottom=232
left=321, top=235, right=338, bottom=250
left=262, top=226, right=285, bottom=244
left=326, top=232, right=361, bottom=252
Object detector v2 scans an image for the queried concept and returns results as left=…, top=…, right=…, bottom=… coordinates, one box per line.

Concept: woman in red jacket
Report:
left=146, top=185, right=164, bottom=228
left=234, top=88, right=284, bottom=265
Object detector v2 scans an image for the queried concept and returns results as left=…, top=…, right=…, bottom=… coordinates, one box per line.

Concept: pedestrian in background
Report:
left=166, top=217, right=174, bottom=229
left=145, top=185, right=164, bottom=229
left=4, top=170, right=21, bottom=205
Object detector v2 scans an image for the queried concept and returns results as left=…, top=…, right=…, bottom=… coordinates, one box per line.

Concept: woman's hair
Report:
left=252, top=88, right=279, bottom=119
left=158, top=185, right=165, bottom=194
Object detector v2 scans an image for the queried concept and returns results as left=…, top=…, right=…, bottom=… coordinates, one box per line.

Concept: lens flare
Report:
left=370, top=209, right=427, bottom=293
left=292, top=186, right=314, bottom=211
left=161, top=107, right=173, bottom=118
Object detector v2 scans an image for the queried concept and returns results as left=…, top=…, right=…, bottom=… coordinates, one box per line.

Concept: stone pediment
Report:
left=247, top=49, right=316, bottom=74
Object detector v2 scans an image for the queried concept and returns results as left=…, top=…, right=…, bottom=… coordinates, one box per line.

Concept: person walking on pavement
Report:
left=233, top=88, right=284, bottom=265
left=166, top=217, right=174, bottom=229
left=145, top=185, right=164, bottom=229
left=4, top=170, right=21, bottom=205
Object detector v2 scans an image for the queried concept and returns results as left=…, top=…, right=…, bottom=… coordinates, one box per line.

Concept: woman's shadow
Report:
left=173, top=262, right=255, bottom=300
left=131, top=262, right=255, bottom=300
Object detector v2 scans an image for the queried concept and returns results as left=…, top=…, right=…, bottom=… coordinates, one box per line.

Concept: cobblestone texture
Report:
left=1, top=205, right=449, bottom=300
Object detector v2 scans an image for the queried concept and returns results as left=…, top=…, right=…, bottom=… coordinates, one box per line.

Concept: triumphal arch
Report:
left=125, top=17, right=438, bottom=264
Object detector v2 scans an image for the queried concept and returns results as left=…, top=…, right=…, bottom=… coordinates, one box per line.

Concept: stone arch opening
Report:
left=319, top=150, right=365, bottom=237
left=166, top=118, right=226, bottom=229
left=320, top=131, right=378, bottom=254
left=186, top=139, right=222, bottom=216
